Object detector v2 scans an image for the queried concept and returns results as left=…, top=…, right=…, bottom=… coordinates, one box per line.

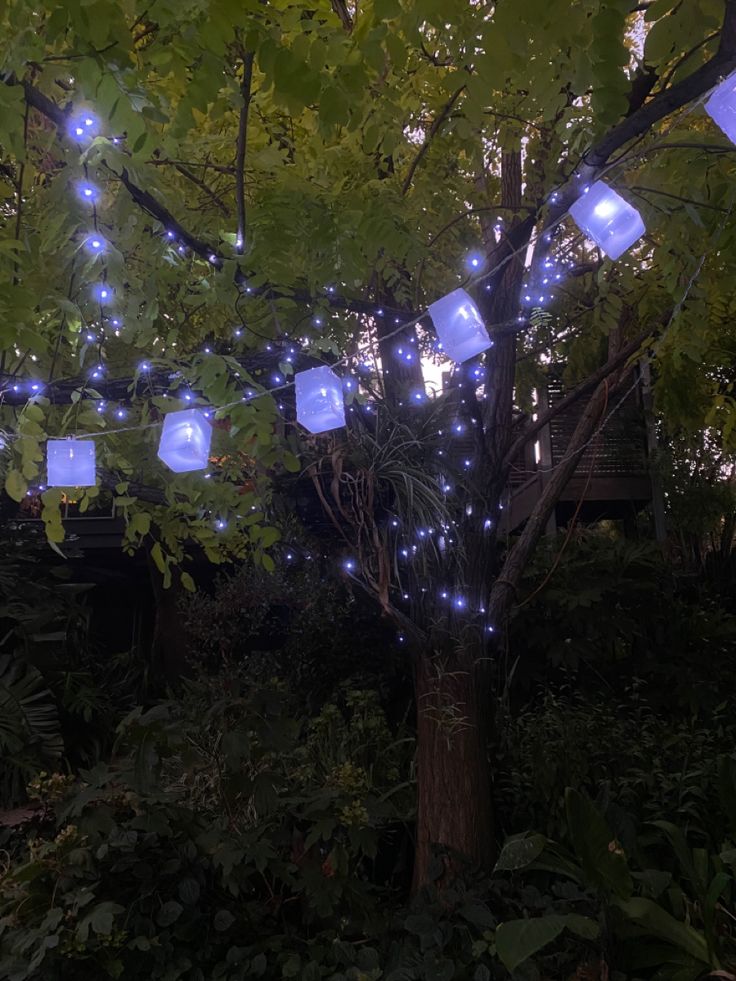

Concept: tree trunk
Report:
left=147, top=553, right=191, bottom=684
left=411, top=148, right=526, bottom=891
left=412, top=640, right=494, bottom=891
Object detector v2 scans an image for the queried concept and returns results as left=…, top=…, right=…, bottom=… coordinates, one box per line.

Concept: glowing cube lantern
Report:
left=569, top=181, right=645, bottom=260
left=428, top=288, right=492, bottom=363
left=157, top=408, right=212, bottom=473
left=705, top=70, right=736, bottom=144
left=295, top=366, right=346, bottom=434
left=47, top=439, right=96, bottom=487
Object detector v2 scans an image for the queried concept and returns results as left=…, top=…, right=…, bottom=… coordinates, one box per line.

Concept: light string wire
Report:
left=2, top=78, right=727, bottom=447
left=1, top=203, right=605, bottom=442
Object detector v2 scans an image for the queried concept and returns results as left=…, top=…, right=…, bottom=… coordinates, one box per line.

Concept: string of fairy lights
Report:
left=4, top=65, right=736, bottom=635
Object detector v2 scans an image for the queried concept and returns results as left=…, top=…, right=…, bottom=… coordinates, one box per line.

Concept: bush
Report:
left=0, top=672, right=418, bottom=980
left=509, top=532, right=736, bottom=713
left=495, top=686, right=736, bottom=846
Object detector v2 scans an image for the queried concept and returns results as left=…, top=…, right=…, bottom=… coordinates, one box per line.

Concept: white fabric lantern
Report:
left=157, top=408, right=212, bottom=473
left=47, top=439, right=96, bottom=487
left=569, top=181, right=645, bottom=260
left=428, top=288, right=491, bottom=363
left=705, top=70, right=736, bottom=144
left=295, top=366, right=345, bottom=434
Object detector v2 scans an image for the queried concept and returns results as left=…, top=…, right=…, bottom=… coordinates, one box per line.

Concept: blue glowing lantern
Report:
left=157, top=408, right=212, bottom=473
left=295, top=366, right=346, bottom=434
left=428, top=289, right=491, bottom=363
left=47, top=439, right=96, bottom=487
left=705, top=70, right=736, bottom=144
left=569, top=181, right=645, bottom=260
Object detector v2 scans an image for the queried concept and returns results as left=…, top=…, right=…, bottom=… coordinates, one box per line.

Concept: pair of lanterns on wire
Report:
left=565, top=69, right=736, bottom=260
left=46, top=408, right=214, bottom=486
left=45, top=288, right=494, bottom=486
left=295, top=288, right=491, bottom=433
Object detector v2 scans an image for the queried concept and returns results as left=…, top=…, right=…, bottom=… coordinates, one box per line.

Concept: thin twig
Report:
left=401, top=85, right=466, bottom=196
left=235, top=51, right=255, bottom=255
left=174, top=163, right=228, bottom=214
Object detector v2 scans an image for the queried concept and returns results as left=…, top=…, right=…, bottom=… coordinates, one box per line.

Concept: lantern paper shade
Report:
left=295, top=366, right=346, bottom=434
left=428, top=288, right=492, bottom=363
left=47, top=439, right=96, bottom=487
left=705, top=70, right=736, bottom=144
left=157, top=408, right=212, bottom=473
left=569, top=181, right=645, bottom=260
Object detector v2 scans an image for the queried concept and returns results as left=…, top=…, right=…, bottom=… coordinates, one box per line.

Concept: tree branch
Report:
left=427, top=205, right=535, bottom=248
left=173, top=162, right=228, bottom=214
left=330, top=0, right=353, bottom=31
left=147, top=157, right=236, bottom=174
left=114, top=164, right=219, bottom=263
left=401, top=85, right=466, bottom=196
left=10, top=74, right=424, bottom=325
left=658, top=31, right=721, bottom=93
left=631, top=183, right=731, bottom=211
left=490, top=365, right=635, bottom=623
left=235, top=51, right=255, bottom=255
left=501, top=329, right=650, bottom=470
left=587, top=0, right=736, bottom=169
left=533, top=0, right=736, bottom=237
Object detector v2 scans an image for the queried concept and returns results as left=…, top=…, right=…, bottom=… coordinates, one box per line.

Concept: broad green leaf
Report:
left=495, top=916, right=566, bottom=972
left=494, top=834, right=546, bottom=872
left=613, top=897, right=710, bottom=965
left=5, top=469, right=27, bottom=502
left=565, top=789, right=633, bottom=899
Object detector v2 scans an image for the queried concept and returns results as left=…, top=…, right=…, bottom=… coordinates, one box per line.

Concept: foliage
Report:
left=507, top=531, right=736, bottom=711
left=489, top=783, right=736, bottom=981
left=497, top=685, right=736, bottom=847
left=5, top=641, right=736, bottom=980
left=658, top=431, right=736, bottom=594
left=4, top=0, right=736, bottom=975
left=0, top=0, right=734, bottom=561
left=0, top=672, right=419, bottom=980
left=0, top=654, right=62, bottom=807
left=182, top=558, right=408, bottom=706
left=0, top=525, right=149, bottom=803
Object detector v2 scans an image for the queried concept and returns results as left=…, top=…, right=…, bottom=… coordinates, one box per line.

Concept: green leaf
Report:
left=151, top=542, right=167, bottom=574
left=128, top=512, right=152, bottom=538
left=718, top=755, right=736, bottom=837
left=156, top=900, right=183, bottom=927
left=494, top=834, right=546, bottom=872
left=404, top=913, right=435, bottom=936
left=319, top=84, right=350, bottom=127
left=495, top=916, right=567, bottom=972
left=560, top=914, right=599, bottom=941
left=260, top=527, right=281, bottom=548
left=459, top=901, right=494, bottom=929
left=374, top=0, right=401, bottom=19
left=214, top=909, right=236, bottom=931
left=282, top=451, right=301, bottom=472
left=282, top=954, right=301, bottom=977
left=613, top=897, right=711, bottom=964
left=565, top=789, right=632, bottom=898
left=178, top=877, right=201, bottom=905
left=77, top=901, right=124, bottom=940
left=5, top=469, right=27, bottom=502
left=180, top=572, right=196, bottom=593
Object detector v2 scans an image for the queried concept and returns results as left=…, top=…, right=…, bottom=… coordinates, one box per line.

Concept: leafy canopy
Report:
left=0, top=0, right=735, bottom=567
